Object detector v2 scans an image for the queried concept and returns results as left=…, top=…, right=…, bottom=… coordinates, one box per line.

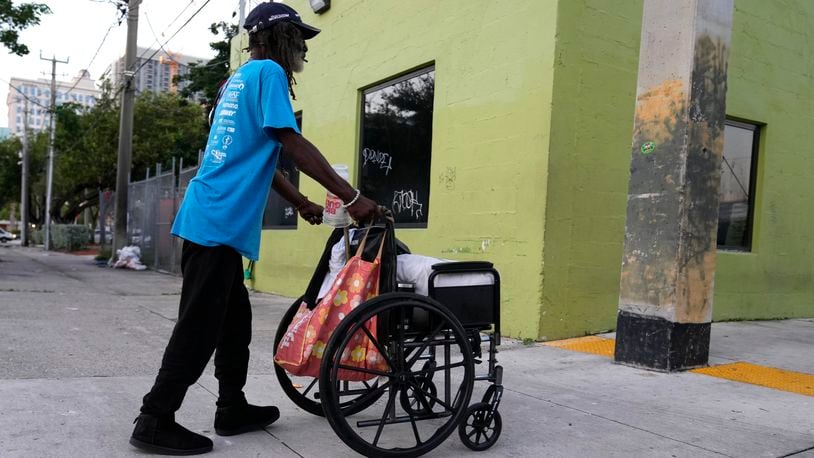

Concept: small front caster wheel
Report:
left=458, top=402, right=502, bottom=451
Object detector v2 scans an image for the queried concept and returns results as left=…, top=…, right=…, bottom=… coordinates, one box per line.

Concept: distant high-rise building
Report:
left=5, top=69, right=101, bottom=137
left=106, top=47, right=206, bottom=97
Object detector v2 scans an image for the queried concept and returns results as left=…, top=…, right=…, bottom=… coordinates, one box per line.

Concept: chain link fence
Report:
left=101, top=158, right=198, bottom=275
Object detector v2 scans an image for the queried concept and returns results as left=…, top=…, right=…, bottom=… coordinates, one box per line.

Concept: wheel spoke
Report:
left=301, top=378, right=318, bottom=397
left=373, top=388, right=398, bottom=447
left=409, top=380, right=434, bottom=412
left=363, top=380, right=392, bottom=399
left=396, top=306, right=407, bottom=371
left=405, top=400, right=423, bottom=446
left=337, top=364, right=391, bottom=378
left=467, top=428, right=478, bottom=438
left=422, top=360, right=466, bottom=374
left=361, top=324, right=395, bottom=370
left=416, top=384, right=453, bottom=411
left=406, top=321, right=448, bottom=368
left=475, top=430, right=483, bottom=444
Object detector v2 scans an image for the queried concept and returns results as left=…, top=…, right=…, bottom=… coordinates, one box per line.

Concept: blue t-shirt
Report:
left=172, top=60, right=300, bottom=260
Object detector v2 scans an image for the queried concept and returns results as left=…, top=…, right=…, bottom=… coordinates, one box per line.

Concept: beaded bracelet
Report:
left=341, top=189, right=361, bottom=208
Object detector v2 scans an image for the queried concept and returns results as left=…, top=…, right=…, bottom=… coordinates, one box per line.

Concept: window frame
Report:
left=357, top=65, right=436, bottom=229
left=262, top=111, right=303, bottom=230
left=717, top=118, right=760, bottom=252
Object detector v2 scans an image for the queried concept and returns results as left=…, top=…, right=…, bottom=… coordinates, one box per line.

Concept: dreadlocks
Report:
left=248, top=22, right=305, bottom=99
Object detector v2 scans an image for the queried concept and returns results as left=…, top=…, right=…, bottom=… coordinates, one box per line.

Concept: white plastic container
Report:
left=323, top=164, right=352, bottom=228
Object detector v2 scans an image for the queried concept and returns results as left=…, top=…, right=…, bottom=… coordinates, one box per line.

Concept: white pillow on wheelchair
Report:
left=396, top=254, right=494, bottom=296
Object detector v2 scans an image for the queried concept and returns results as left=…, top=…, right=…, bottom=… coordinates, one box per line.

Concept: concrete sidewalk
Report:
left=0, top=244, right=812, bottom=457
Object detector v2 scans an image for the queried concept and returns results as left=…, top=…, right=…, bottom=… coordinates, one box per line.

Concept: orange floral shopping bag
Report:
left=274, top=228, right=390, bottom=381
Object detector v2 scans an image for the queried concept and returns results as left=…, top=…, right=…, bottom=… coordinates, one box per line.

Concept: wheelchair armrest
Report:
left=431, top=261, right=494, bottom=272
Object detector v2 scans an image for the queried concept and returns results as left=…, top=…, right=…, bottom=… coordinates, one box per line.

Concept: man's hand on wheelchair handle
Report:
left=346, top=194, right=379, bottom=224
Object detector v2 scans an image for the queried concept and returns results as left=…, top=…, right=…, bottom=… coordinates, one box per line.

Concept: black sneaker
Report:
left=130, top=414, right=213, bottom=455
left=214, top=403, right=280, bottom=436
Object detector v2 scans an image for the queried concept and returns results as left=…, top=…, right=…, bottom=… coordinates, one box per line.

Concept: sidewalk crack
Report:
left=779, top=445, right=814, bottom=457
left=193, top=382, right=303, bottom=457
left=140, top=306, right=177, bottom=323
left=262, top=429, right=304, bottom=458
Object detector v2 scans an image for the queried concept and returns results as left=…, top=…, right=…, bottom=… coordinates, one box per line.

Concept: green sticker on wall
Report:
left=641, top=141, right=656, bottom=155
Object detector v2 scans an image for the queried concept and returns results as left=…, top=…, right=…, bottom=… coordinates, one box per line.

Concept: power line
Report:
left=129, top=0, right=213, bottom=76
left=135, top=0, right=194, bottom=63
left=722, top=155, right=750, bottom=199
left=1, top=76, right=51, bottom=110
left=134, top=0, right=206, bottom=65
left=15, top=0, right=215, bottom=157
left=144, top=13, right=182, bottom=64
left=145, top=13, right=230, bottom=71
left=164, top=0, right=197, bottom=36
left=64, top=20, right=120, bottom=97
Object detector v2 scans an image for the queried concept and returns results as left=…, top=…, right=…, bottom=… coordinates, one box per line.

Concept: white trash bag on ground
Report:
left=113, top=246, right=147, bottom=270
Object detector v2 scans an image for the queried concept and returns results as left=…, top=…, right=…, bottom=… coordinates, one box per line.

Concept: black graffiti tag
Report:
left=362, top=148, right=393, bottom=176
left=392, top=189, right=423, bottom=220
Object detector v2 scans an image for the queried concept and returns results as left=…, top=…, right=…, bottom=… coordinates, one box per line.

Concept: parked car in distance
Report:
left=0, top=228, right=16, bottom=243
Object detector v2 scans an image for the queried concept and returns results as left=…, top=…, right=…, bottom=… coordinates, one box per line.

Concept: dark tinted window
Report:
left=263, top=112, right=302, bottom=229
left=359, top=67, right=435, bottom=228
left=717, top=119, right=759, bottom=250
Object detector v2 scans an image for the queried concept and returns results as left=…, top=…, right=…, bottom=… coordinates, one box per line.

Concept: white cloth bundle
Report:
left=113, top=246, right=147, bottom=271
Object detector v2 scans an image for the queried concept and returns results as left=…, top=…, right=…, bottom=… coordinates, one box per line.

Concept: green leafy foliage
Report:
left=131, top=91, right=207, bottom=176
left=0, top=136, right=22, bottom=209
left=0, top=1, right=51, bottom=55
left=51, top=224, right=91, bottom=251
left=174, top=21, right=237, bottom=108
left=1, top=86, right=208, bottom=225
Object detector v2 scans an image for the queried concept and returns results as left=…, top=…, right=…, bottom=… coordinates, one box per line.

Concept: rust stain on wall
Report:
left=633, top=79, right=686, bottom=144
left=621, top=35, right=730, bottom=324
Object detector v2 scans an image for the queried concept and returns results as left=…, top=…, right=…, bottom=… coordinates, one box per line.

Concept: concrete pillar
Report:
left=615, top=0, right=734, bottom=371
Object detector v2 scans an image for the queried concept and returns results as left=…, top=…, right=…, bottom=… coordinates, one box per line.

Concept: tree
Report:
left=45, top=90, right=207, bottom=223
left=0, top=137, right=22, bottom=211
left=175, top=21, right=237, bottom=108
left=3, top=85, right=208, bottom=225
left=0, top=1, right=51, bottom=56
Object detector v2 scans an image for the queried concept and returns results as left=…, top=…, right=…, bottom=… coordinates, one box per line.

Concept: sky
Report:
left=0, top=0, right=280, bottom=127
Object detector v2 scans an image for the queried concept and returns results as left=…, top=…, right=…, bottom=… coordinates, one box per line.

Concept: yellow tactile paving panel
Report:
left=542, top=336, right=814, bottom=397
left=542, top=336, right=615, bottom=358
left=691, top=362, right=814, bottom=397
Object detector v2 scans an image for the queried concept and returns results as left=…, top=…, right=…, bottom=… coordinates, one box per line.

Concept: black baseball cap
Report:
left=244, top=2, right=321, bottom=40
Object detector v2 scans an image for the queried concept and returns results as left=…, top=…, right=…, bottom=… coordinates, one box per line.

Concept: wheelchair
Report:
left=274, top=224, right=503, bottom=457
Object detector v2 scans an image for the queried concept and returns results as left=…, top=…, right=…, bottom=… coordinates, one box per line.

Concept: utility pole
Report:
left=20, top=99, right=30, bottom=247
left=113, top=0, right=141, bottom=254
left=40, top=52, right=69, bottom=251
left=614, top=0, right=734, bottom=371
left=238, top=0, right=246, bottom=30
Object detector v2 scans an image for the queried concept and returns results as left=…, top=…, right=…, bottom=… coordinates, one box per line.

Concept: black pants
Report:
left=141, top=241, right=252, bottom=417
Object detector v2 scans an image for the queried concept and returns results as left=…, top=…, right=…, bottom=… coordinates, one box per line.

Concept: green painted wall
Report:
left=713, top=0, right=814, bottom=320
left=541, top=0, right=814, bottom=340
left=541, top=0, right=643, bottom=340
left=239, top=0, right=560, bottom=340
left=232, top=0, right=813, bottom=341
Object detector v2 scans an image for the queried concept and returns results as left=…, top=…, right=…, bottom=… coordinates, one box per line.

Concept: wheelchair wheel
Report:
left=458, top=402, right=502, bottom=451
left=274, top=296, right=383, bottom=417
left=320, top=293, right=475, bottom=458
left=400, top=376, right=437, bottom=415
